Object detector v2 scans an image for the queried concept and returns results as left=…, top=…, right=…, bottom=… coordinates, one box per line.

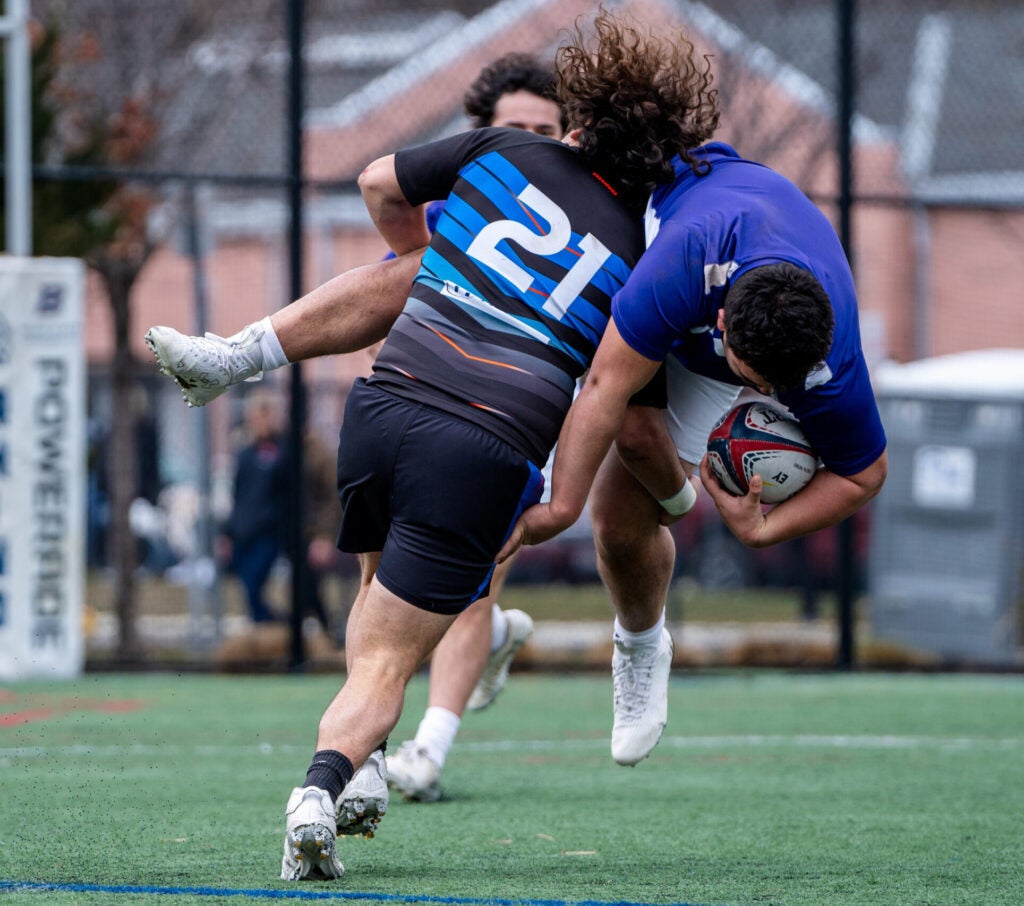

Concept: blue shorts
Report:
left=336, top=379, right=544, bottom=614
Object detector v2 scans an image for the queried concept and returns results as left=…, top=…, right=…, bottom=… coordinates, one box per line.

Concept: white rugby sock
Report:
left=490, top=602, right=508, bottom=653
left=223, top=316, right=289, bottom=371
left=254, top=316, right=290, bottom=370
left=613, top=610, right=666, bottom=648
left=414, top=706, right=461, bottom=768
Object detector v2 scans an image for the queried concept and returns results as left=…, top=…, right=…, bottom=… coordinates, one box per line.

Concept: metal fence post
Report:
left=286, top=0, right=308, bottom=671
left=2, top=0, right=31, bottom=254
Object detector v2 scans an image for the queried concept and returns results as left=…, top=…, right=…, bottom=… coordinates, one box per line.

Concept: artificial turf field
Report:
left=2, top=670, right=1022, bottom=906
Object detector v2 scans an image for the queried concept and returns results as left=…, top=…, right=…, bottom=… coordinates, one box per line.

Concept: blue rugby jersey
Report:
left=369, top=128, right=645, bottom=465
left=611, top=142, right=886, bottom=477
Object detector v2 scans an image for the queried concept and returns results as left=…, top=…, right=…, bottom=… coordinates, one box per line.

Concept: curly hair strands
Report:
left=555, top=8, right=720, bottom=207
left=723, top=263, right=836, bottom=391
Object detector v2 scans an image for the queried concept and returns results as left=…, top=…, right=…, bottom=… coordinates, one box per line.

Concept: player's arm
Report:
left=700, top=448, right=887, bottom=548
left=358, top=154, right=431, bottom=256
left=614, top=402, right=693, bottom=525
left=498, top=321, right=662, bottom=559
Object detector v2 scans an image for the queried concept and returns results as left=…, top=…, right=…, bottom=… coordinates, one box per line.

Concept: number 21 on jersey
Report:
left=467, top=183, right=611, bottom=320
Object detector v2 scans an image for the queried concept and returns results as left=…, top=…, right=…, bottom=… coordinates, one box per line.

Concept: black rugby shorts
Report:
left=336, top=379, right=544, bottom=614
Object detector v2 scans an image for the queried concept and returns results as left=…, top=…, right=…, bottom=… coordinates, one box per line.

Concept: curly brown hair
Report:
left=556, top=8, right=719, bottom=207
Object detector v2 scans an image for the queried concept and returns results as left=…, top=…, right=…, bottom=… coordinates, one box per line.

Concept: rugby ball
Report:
left=706, top=402, right=817, bottom=504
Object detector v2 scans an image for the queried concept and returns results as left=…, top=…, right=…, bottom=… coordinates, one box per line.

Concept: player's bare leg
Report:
left=592, top=451, right=675, bottom=632
left=146, top=250, right=423, bottom=407
left=591, top=445, right=677, bottom=766
left=319, top=576, right=457, bottom=772
left=342, top=553, right=381, bottom=673
left=384, top=597, right=491, bottom=802
left=282, top=576, right=456, bottom=880
left=387, top=557, right=532, bottom=802
left=333, top=553, right=391, bottom=837
left=428, top=598, right=494, bottom=712
left=272, top=251, right=422, bottom=362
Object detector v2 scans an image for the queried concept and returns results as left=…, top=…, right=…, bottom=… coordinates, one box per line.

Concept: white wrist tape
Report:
left=658, top=480, right=698, bottom=516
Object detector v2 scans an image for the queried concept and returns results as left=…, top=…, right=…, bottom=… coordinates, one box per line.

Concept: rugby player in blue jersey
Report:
left=499, top=142, right=888, bottom=765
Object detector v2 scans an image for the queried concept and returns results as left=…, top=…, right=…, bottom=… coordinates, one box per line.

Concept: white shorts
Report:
left=541, top=380, right=582, bottom=506
left=663, top=358, right=753, bottom=466
left=540, top=451, right=554, bottom=504
left=545, top=367, right=757, bottom=497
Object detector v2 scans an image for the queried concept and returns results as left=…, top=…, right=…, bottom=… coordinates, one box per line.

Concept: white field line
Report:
left=1, top=734, right=1020, bottom=761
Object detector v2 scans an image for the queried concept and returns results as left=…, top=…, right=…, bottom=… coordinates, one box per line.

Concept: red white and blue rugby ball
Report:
left=706, top=402, right=818, bottom=504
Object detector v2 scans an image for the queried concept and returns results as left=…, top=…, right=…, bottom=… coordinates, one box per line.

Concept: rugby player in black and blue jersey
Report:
left=267, top=12, right=719, bottom=880
left=377, top=52, right=567, bottom=810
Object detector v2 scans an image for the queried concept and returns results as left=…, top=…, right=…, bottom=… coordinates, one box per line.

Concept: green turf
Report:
left=2, top=671, right=1022, bottom=905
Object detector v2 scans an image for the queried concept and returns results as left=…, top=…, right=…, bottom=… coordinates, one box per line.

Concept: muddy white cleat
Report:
left=335, top=749, right=389, bottom=838
left=386, top=741, right=441, bottom=803
left=280, top=786, right=345, bottom=881
left=467, top=608, right=534, bottom=711
left=144, top=323, right=265, bottom=408
left=610, top=628, right=673, bottom=766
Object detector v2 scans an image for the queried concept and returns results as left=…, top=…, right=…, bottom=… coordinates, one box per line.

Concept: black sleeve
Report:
left=394, top=127, right=548, bottom=206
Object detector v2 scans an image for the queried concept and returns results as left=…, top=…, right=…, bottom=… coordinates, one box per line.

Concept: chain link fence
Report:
left=13, top=0, right=1022, bottom=665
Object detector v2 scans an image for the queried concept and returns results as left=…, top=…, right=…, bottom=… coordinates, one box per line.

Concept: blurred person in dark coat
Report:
left=219, top=389, right=289, bottom=624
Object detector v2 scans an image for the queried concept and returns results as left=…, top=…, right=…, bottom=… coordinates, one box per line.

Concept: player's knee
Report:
left=591, top=509, right=644, bottom=563
left=452, top=596, right=492, bottom=632
left=614, top=405, right=665, bottom=465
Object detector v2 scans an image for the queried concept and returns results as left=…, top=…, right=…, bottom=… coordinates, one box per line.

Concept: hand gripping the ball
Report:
left=700, top=455, right=771, bottom=547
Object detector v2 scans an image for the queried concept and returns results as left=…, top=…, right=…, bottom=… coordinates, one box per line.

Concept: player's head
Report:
left=464, top=52, right=565, bottom=137
left=721, top=263, right=835, bottom=392
left=556, top=9, right=719, bottom=208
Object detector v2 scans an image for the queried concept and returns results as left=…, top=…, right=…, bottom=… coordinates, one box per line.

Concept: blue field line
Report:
left=0, top=880, right=731, bottom=906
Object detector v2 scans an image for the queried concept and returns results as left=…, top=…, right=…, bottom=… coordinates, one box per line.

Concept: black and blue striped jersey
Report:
left=367, top=127, right=645, bottom=466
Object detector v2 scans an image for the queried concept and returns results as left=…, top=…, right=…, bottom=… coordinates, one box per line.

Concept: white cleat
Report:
left=144, top=323, right=265, bottom=408
left=280, top=786, right=345, bottom=881
left=336, top=749, right=389, bottom=838
left=386, top=741, right=442, bottom=803
left=610, top=628, right=674, bottom=766
left=467, top=608, right=534, bottom=711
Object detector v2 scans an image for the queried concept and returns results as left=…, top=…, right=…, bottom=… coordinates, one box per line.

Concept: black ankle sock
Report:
left=303, top=750, right=353, bottom=803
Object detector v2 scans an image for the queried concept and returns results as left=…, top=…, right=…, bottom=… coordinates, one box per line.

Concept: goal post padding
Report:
left=0, top=256, right=86, bottom=679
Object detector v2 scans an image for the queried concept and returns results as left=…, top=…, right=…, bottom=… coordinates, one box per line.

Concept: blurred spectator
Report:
left=132, top=386, right=162, bottom=507
left=218, top=389, right=289, bottom=623
left=86, top=386, right=166, bottom=571
left=217, top=389, right=352, bottom=639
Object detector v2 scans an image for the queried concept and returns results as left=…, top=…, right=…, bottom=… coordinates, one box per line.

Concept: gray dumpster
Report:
left=868, top=349, right=1024, bottom=665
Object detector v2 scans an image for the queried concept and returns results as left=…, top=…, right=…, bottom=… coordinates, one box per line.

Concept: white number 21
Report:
left=467, top=183, right=611, bottom=320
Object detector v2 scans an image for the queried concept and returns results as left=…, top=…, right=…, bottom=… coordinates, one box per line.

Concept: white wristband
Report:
left=658, top=480, right=698, bottom=516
